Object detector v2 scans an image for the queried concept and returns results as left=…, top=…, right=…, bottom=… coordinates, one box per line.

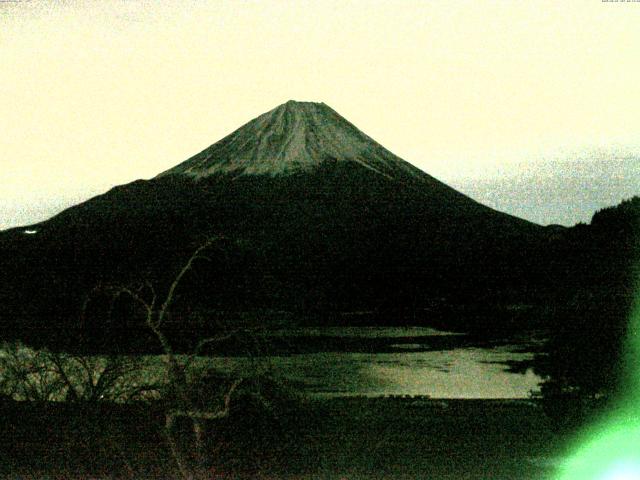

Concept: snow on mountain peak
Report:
left=157, top=101, right=424, bottom=180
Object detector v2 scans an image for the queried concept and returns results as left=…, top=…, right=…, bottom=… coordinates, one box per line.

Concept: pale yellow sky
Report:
left=1, top=0, right=639, bottom=228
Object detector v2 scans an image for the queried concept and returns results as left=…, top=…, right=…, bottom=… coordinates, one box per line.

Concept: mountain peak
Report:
left=157, top=101, right=424, bottom=179
left=283, top=99, right=324, bottom=106
left=273, top=99, right=333, bottom=120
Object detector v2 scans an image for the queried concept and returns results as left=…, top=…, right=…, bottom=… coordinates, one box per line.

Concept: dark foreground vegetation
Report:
left=1, top=396, right=568, bottom=480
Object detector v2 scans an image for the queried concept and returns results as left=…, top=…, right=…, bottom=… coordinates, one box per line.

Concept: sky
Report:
left=1, top=0, right=639, bottom=230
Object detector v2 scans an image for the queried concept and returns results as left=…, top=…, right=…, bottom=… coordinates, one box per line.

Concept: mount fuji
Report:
left=0, top=101, right=551, bottom=352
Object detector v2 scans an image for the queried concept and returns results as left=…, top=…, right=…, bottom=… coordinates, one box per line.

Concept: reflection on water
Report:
left=213, top=327, right=543, bottom=399
left=362, top=347, right=541, bottom=398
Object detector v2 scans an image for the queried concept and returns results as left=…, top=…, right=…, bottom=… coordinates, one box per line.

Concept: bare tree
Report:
left=0, top=238, right=298, bottom=478
left=0, top=342, right=65, bottom=402
left=98, top=238, right=249, bottom=479
left=0, top=341, right=152, bottom=403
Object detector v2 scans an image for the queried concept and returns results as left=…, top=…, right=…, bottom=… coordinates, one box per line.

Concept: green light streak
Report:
left=555, top=279, right=640, bottom=480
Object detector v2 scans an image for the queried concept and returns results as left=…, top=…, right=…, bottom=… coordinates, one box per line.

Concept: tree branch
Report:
left=157, top=238, right=219, bottom=328
left=48, top=352, right=80, bottom=402
left=166, top=378, right=243, bottom=421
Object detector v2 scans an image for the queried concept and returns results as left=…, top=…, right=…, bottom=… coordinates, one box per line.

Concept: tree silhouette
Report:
left=89, top=237, right=295, bottom=479
left=533, top=196, right=640, bottom=427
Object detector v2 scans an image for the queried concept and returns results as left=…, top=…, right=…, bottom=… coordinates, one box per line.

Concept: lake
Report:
left=0, top=326, right=545, bottom=400
left=209, top=326, right=545, bottom=398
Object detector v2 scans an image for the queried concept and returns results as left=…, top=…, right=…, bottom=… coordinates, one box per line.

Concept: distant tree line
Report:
left=532, top=196, right=640, bottom=426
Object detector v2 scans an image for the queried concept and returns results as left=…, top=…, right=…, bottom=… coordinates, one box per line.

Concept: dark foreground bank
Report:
left=0, top=396, right=575, bottom=480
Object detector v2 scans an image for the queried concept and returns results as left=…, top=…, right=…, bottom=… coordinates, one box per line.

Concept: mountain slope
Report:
left=0, top=101, right=548, bottom=353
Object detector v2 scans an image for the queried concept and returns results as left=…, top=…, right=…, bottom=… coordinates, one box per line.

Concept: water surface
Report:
left=213, top=326, right=543, bottom=398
